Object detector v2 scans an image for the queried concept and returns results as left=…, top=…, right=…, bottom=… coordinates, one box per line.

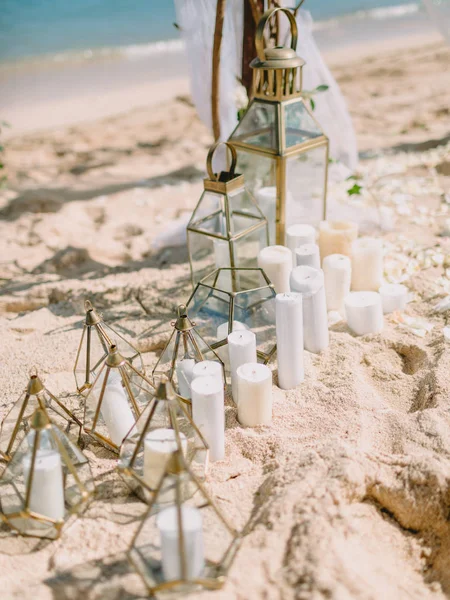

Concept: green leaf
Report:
left=315, top=84, right=329, bottom=92
left=347, top=183, right=363, bottom=196
left=310, top=98, right=315, bottom=111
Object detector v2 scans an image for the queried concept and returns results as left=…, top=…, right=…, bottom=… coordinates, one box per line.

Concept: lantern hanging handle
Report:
left=206, top=141, right=237, bottom=182
left=255, top=7, right=298, bottom=62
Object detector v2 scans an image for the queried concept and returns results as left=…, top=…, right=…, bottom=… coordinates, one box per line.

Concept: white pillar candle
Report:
left=236, top=363, right=272, bottom=427
left=216, top=320, right=249, bottom=342
left=323, top=254, right=352, bottom=315
left=290, top=266, right=329, bottom=354
left=100, top=382, right=137, bottom=446
left=256, top=187, right=277, bottom=245
left=295, top=243, right=321, bottom=270
left=344, top=291, right=384, bottom=336
left=257, top=245, right=292, bottom=294
left=191, top=360, right=223, bottom=384
left=276, top=293, right=304, bottom=390
left=318, top=221, right=358, bottom=260
left=351, top=238, right=383, bottom=291
left=175, top=358, right=196, bottom=399
left=228, top=330, right=257, bottom=401
left=158, top=505, right=205, bottom=582
left=144, top=429, right=187, bottom=490
left=23, top=449, right=65, bottom=521
left=286, top=223, right=316, bottom=258
left=379, top=283, right=408, bottom=314
left=191, top=376, right=224, bottom=462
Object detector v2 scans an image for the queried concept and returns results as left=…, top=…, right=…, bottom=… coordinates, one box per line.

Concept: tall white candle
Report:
left=257, top=245, right=292, bottom=293
left=286, top=224, right=316, bottom=263
left=100, top=381, right=136, bottom=446
left=158, top=505, right=205, bottom=581
left=255, top=187, right=277, bottom=245
left=275, top=293, right=304, bottom=390
left=236, top=363, right=272, bottom=427
left=191, top=376, right=224, bottom=462
left=379, top=283, right=408, bottom=314
left=318, top=221, right=358, bottom=260
left=323, top=254, right=352, bottom=315
left=351, top=238, right=383, bottom=291
left=144, top=429, right=187, bottom=490
left=295, top=243, right=321, bottom=270
left=191, top=360, right=223, bottom=384
left=290, top=266, right=329, bottom=354
left=175, top=358, right=196, bottom=399
left=23, top=449, right=65, bottom=521
left=344, top=291, right=384, bottom=336
left=228, top=330, right=257, bottom=401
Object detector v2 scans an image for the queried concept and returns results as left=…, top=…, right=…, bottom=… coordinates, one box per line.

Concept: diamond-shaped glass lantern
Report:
left=0, top=408, right=94, bottom=539
left=187, top=141, right=269, bottom=287
left=83, top=344, right=153, bottom=454
left=118, top=377, right=209, bottom=504
left=152, top=305, right=225, bottom=399
left=74, top=300, right=144, bottom=395
left=127, top=450, right=241, bottom=596
left=0, top=369, right=82, bottom=462
left=185, top=268, right=276, bottom=365
left=229, top=7, right=329, bottom=245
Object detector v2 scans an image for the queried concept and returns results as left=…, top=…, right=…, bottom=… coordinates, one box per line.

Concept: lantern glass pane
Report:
left=230, top=100, right=278, bottom=150
left=188, top=230, right=229, bottom=288
left=231, top=225, right=268, bottom=271
left=233, top=289, right=276, bottom=358
left=227, top=187, right=266, bottom=235
left=284, top=99, right=323, bottom=147
left=189, top=191, right=225, bottom=235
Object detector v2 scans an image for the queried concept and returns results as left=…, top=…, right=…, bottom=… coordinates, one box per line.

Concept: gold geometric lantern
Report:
left=0, top=368, right=82, bottom=462
left=127, top=450, right=241, bottom=596
left=74, top=299, right=144, bottom=394
left=0, top=408, right=95, bottom=539
left=152, top=305, right=225, bottom=399
left=229, top=7, right=329, bottom=245
left=187, top=141, right=269, bottom=287
left=118, top=376, right=209, bottom=504
left=83, top=344, right=153, bottom=454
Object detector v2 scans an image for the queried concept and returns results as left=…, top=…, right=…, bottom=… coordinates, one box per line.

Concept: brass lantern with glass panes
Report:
left=187, top=141, right=269, bottom=288
left=229, top=7, right=329, bottom=245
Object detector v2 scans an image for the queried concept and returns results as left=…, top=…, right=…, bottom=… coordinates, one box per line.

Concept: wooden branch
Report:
left=212, top=0, right=226, bottom=141
left=242, top=0, right=264, bottom=96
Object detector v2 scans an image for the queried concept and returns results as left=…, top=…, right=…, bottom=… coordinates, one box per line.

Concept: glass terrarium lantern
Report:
left=128, top=450, right=241, bottom=596
left=74, top=300, right=144, bottom=394
left=118, top=377, right=209, bottom=504
left=229, top=7, right=329, bottom=245
left=0, top=408, right=94, bottom=539
left=152, top=305, right=225, bottom=399
left=0, top=368, right=82, bottom=462
left=187, top=141, right=269, bottom=288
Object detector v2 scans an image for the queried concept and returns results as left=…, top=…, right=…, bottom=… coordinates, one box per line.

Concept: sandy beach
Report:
left=0, top=26, right=450, bottom=600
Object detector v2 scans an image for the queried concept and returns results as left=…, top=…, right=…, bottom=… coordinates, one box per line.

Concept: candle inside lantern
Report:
left=318, top=221, right=358, bottom=260
left=191, top=376, right=224, bottom=462
left=144, top=429, right=187, bottom=490
left=344, top=291, right=384, bottom=336
left=191, top=360, right=223, bottom=384
left=295, top=243, right=321, bottom=270
left=228, top=330, right=257, bottom=401
left=158, top=504, right=205, bottom=582
left=351, top=238, right=383, bottom=291
left=255, top=187, right=277, bottom=244
left=379, top=283, right=408, bottom=314
left=236, top=363, right=272, bottom=427
left=323, top=254, right=352, bottom=315
left=100, top=380, right=136, bottom=446
left=22, top=448, right=65, bottom=521
left=276, top=293, right=304, bottom=390
left=286, top=224, right=316, bottom=264
left=257, top=245, right=292, bottom=294
left=175, top=358, right=196, bottom=399
left=290, top=266, right=329, bottom=354
left=216, top=320, right=249, bottom=341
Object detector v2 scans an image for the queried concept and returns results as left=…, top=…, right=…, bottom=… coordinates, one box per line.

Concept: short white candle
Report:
left=191, top=360, right=223, bottom=384
left=379, top=283, right=408, bottom=314
left=228, top=330, right=257, bottom=401
left=175, top=358, right=196, bottom=399
left=344, top=291, right=384, bottom=336
left=255, top=187, right=277, bottom=245
left=144, top=429, right=187, bottom=490
left=351, top=238, right=383, bottom=291
left=323, top=254, right=352, bottom=315
left=216, top=320, right=249, bottom=342
left=101, top=382, right=137, bottom=446
left=158, top=504, right=205, bottom=582
left=236, top=363, right=272, bottom=427
left=257, top=245, right=292, bottom=294
left=23, top=449, right=65, bottom=521
left=295, top=243, right=321, bottom=270
left=276, top=293, right=304, bottom=390
left=286, top=224, right=316, bottom=263
left=290, top=266, right=329, bottom=354
left=318, top=221, right=358, bottom=260
left=191, top=376, right=224, bottom=462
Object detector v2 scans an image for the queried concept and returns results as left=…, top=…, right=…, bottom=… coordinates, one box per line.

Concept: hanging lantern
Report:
left=187, top=141, right=269, bottom=288
left=0, top=408, right=94, bottom=539
left=118, top=376, right=209, bottom=503
left=83, top=344, right=153, bottom=453
left=229, top=7, right=329, bottom=245
left=185, top=267, right=276, bottom=365
left=0, top=368, right=82, bottom=462
left=127, top=449, right=241, bottom=595
left=74, top=299, right=144, bottom=395
left=152, top=305, right=225, bottom=399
